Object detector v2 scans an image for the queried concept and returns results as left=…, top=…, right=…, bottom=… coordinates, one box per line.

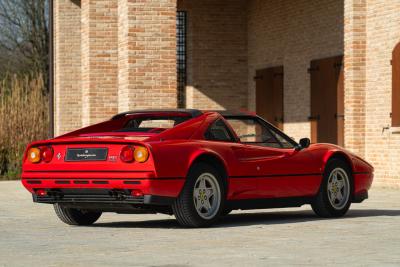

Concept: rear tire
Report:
left=54, top=204, right=102, bottom=226
left=311, top=158, right=353, bottom=218
left=172, top=162, right=225, bottom=227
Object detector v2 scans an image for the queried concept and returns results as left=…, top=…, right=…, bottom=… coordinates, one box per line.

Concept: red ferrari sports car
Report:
left=21, top=109, right=373, bottom=227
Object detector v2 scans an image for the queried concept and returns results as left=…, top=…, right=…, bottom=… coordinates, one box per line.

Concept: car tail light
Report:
left=27, top=147, right=41, bottom=163
left=134, top=146, right=149, bottom=163
left=40, top=146, right=54, bottom=163
left=120, top=146, right=135, bottom=163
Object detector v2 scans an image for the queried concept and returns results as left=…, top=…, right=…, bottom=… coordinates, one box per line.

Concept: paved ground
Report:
left=0, top=181, right=399, bottom=267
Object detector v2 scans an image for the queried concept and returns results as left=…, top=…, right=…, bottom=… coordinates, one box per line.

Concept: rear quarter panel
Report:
left=149, top=140, right=233, bottom=179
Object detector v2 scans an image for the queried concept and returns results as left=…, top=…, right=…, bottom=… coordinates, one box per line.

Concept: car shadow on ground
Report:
left=93, top=208, right=400, bottom=229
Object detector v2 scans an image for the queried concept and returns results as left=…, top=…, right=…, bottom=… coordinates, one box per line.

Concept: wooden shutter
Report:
left=255, top=66, right=284, bottom=130
left=309, top=55, right=344, bottom=146
left=393, top=42, right=400, bottom=127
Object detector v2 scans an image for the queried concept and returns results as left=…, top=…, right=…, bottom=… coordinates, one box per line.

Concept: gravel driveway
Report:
left=0, top=181, right=399, bottom=267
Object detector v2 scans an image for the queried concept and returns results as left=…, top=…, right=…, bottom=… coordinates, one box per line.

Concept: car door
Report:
left=226, top=117, right=321, bottom=199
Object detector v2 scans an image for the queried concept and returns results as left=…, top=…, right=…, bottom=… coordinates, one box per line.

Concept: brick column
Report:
left=344, top=0, right=367, bottom=157
left=118, top=0, right=177, bottom=112
left=54, top=0, right=82, bottom=135
left=81, top=0, right=118, bottom=126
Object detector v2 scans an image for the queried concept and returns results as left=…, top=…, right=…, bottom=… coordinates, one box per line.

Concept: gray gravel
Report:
left=0, top=181, right=399, bottom=267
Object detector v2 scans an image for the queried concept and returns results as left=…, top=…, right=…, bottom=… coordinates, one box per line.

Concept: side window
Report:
left=205, top=119, right=235, bottom=142
left=226, top=118, right=281, bottom=148
left=269, top=127, right=295, bottom=149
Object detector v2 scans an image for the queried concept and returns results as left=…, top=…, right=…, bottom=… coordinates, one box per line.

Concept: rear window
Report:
left=116, top=116, right=190, bottom=133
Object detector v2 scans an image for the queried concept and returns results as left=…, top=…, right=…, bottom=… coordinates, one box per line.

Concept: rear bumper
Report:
left=21, top=172, right=185, bottom=202
left=33, top=188, right=175, bottom=206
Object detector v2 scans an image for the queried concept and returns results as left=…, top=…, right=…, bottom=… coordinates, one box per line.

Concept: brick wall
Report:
left=344, top=0, right=367, bottom=158
left=178, top=0, right=248, bottom=110
left=247, top=0, right=344, bottom=141
left=364, top=0, right=400, bottom=188
left=118, top=0, right=177, bottom=112
left=55, top=0, right=178, bottom=132
left=81, top=0, right=119, bottom=127
left=54, top=0, right=82, bottom=136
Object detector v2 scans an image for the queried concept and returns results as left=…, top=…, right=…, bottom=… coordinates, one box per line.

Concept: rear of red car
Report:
left=21, top=111, right=202, bottom=212
left=22, top=138, right=185, bottom=210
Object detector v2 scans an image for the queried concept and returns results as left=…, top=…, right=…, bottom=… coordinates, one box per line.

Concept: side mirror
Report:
left=297, top=138, right=311, bottom=150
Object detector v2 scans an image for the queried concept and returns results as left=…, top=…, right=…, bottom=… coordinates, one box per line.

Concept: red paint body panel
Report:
left=21, top=111, right=374, bottom=207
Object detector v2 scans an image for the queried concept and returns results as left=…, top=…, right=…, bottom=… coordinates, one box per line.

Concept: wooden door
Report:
left=255, top=66, right=284, bottom=129
left=309, top=55, right=344, bottom=146
left=392, top=43, right=400, bottom=127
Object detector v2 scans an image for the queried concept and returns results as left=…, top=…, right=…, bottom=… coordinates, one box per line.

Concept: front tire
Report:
left=172, top=163, right=225, bottom=227
left=54, top=204, right=102, bottom=226
left=311, top=158, right=353, bottom=217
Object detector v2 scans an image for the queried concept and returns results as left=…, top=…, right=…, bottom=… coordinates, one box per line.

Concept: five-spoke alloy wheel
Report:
left=312, top=158, right=353, bottom=217
left=193, top=173, right=222, bottom=220
left=172, top=162, right=225, bottom=227
left=327, top=168, right=350, bottom=210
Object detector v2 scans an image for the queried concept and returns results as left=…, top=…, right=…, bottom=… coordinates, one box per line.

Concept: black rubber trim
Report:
left=143, top=195, right=175, bottom=205
left=123, top=181, right=141, bottom=185
left=74, top=180, right=89, bottom=184
left=229, top=173, right=323, bottom=179
left=55, top=180, right=70, bottom=184
left=353, top=190, right=368, bottom=203
left=26, top=180, right=42, bottom=184
left=112, top=109, right=203, bottom=120
left=353, top=172, right=370, bottom=175
left=33, top=191, right=175, bottom=206
left=92, top=181, right=109, bottom=184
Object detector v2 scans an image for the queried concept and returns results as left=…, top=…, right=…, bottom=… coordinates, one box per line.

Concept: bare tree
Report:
left=0, top=0, right=48, bottom=86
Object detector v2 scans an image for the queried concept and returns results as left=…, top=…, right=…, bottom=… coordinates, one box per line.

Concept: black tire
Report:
left=172, top=162, right=226, bottom=227
left=54, top=204, right=102, bottom=226
left=311, top=158, right=353, bottom=218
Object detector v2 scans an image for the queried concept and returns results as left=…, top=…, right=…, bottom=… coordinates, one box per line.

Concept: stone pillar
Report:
left=54, top=0, right=82, bottom=135
left=118, top=0, right=178, bottom=112
left=344, top=0, right=367, bottom=157
left=81, top=0, right=119, bottom=126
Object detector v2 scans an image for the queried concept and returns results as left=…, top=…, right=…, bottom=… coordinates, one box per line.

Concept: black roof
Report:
left=111, top=109, right=255, bottom=120
left=111, top=109, right=203, bottom=120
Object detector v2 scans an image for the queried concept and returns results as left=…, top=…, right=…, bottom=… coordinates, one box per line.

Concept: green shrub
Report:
left=0, top=74, right=49, bottom=180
